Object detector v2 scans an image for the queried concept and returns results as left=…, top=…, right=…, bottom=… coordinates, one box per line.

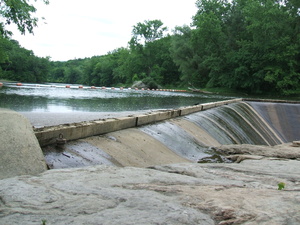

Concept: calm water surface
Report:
left=0, top=83, right=234, bottom=113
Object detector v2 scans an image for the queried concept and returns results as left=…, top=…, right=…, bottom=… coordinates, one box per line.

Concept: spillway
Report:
left=183, top=102, right=284, bottom=146
left=247, top=101, right=300, bottom=142
left=41, top=100, right=300, bottom=169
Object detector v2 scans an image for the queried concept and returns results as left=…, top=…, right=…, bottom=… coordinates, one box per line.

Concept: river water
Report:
left=0, top=83, right=233, bottom=113
left=2, top=82, right=299, bottom=128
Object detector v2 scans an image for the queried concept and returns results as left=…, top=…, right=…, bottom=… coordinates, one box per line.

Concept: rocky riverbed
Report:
left=1, top=143, right=299, bottom=225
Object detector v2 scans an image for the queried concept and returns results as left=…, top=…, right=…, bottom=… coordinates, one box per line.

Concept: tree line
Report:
left=0, top=0, right=299, bottom=95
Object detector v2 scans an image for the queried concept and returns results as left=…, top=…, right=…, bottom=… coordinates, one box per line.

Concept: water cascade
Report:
left=140, top=122, right=211, bottom=162
left=42, top=101, right=300, bottom=168
left=247, top=101, right=300, bottom=142
left=136, top=101, right=293, bottom=163
left=183, top=102, right=285, bottom=146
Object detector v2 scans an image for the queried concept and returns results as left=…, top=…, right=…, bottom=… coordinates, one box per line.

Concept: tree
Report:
left=128, top=20, right=169, bottom=80
left=51, top=67, right=65, bottom=83
left=130, top=19, right=168, bottom=46
left=0, top=0, right=49, bottom=36
left=0, top=34, right=11, bottom=63
left=171, top=26, right=205, bottom=87
left=89, top=55, right=116, bottom=86
left=81, top=56, right=101, bottom=85
left=64, top=66, right=82, bottom=84
left=171, top=0, right=300, bottom=94
left=226, top=0, right=300, bottom=94
left=0, top=0, right=50, bottom=81
left=110, top=48, right=131, bottom=85
left=0, top=39, right=49, bottom=82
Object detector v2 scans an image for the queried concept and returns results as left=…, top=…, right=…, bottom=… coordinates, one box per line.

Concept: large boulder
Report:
left=131, top=80, right=147, bottom=89
left=0, top=108, right=47, bottom=179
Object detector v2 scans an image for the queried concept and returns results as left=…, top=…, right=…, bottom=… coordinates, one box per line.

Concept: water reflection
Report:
left=0, top=84, right=232, bottom=113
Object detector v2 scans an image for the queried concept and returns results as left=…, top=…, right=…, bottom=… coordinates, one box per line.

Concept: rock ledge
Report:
left=0, top=144, right=299, bottom=224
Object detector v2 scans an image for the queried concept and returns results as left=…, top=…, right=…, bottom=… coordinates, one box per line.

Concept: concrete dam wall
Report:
left=40, top=99, right=300, bottom=169
left=248, top=101, right=300, bottom=142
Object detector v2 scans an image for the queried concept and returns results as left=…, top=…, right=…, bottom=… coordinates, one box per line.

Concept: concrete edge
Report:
left=34, top=98, right=244, bottom=146
left=34, top=97, right=300, bottom=146
left=242, top=98, right=300, bottom=104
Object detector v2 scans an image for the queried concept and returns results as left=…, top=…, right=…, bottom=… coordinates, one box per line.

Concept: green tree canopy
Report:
left=0, top=0, right=50, bottom=82
left=0, top=0, right=49, bottom=36
left=170, top=0, right=300, bottom=94
left=129, top=19, right=168, bottom=50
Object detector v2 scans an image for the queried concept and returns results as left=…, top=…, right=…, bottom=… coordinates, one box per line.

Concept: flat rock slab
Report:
left=1, top=158, right=299, bottom=224
left=217, top=143, right=300, bottom=161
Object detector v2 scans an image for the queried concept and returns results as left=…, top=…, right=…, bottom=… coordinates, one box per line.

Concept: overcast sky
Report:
left=9, top=0, right=198, bottom=61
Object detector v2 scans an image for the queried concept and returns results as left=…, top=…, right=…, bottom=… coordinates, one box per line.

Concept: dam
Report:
left=38, top=99, right=300, bottom=169
left=1, top=85, right=300, bottom=224
left=1, top=100, right=300, bottom=224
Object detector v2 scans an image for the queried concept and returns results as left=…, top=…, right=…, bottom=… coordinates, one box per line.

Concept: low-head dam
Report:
left=34, top=98, right=300, bottom=169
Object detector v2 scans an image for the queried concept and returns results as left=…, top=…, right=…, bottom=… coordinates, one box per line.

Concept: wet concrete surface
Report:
left=140, top=121, right=211, bottom=162
left=43, top=128, right=191, bottom=169
left=43, top=141, right=122, bottom=169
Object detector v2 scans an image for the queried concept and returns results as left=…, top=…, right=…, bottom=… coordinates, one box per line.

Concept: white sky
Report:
left=8, top=0, right=198, bottom=61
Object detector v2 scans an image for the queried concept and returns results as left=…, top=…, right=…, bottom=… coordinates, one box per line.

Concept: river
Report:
left=0, top=82, right=237, bottom=127
left=0, top=82, right=234, bottom=112
left=1, top=82, right=299, bottom=127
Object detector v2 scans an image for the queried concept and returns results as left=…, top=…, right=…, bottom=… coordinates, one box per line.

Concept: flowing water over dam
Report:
left=42, top=100, right=300, bottom=169
left=248, top=101, right=300, bottom=142
left=184, top=102, right=284, bottom=146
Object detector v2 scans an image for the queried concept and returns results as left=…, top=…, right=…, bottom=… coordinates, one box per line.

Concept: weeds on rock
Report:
left=278, top=182, right=286, bottom=190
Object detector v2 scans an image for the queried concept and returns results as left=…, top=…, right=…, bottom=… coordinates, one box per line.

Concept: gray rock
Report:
left=0, top=157, right=299, bottom=224
left=131, top=80, right=147, bottom=89
left=0, top=109, right=47, bottom=179
left=217, top=143, right=300, bottom=161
